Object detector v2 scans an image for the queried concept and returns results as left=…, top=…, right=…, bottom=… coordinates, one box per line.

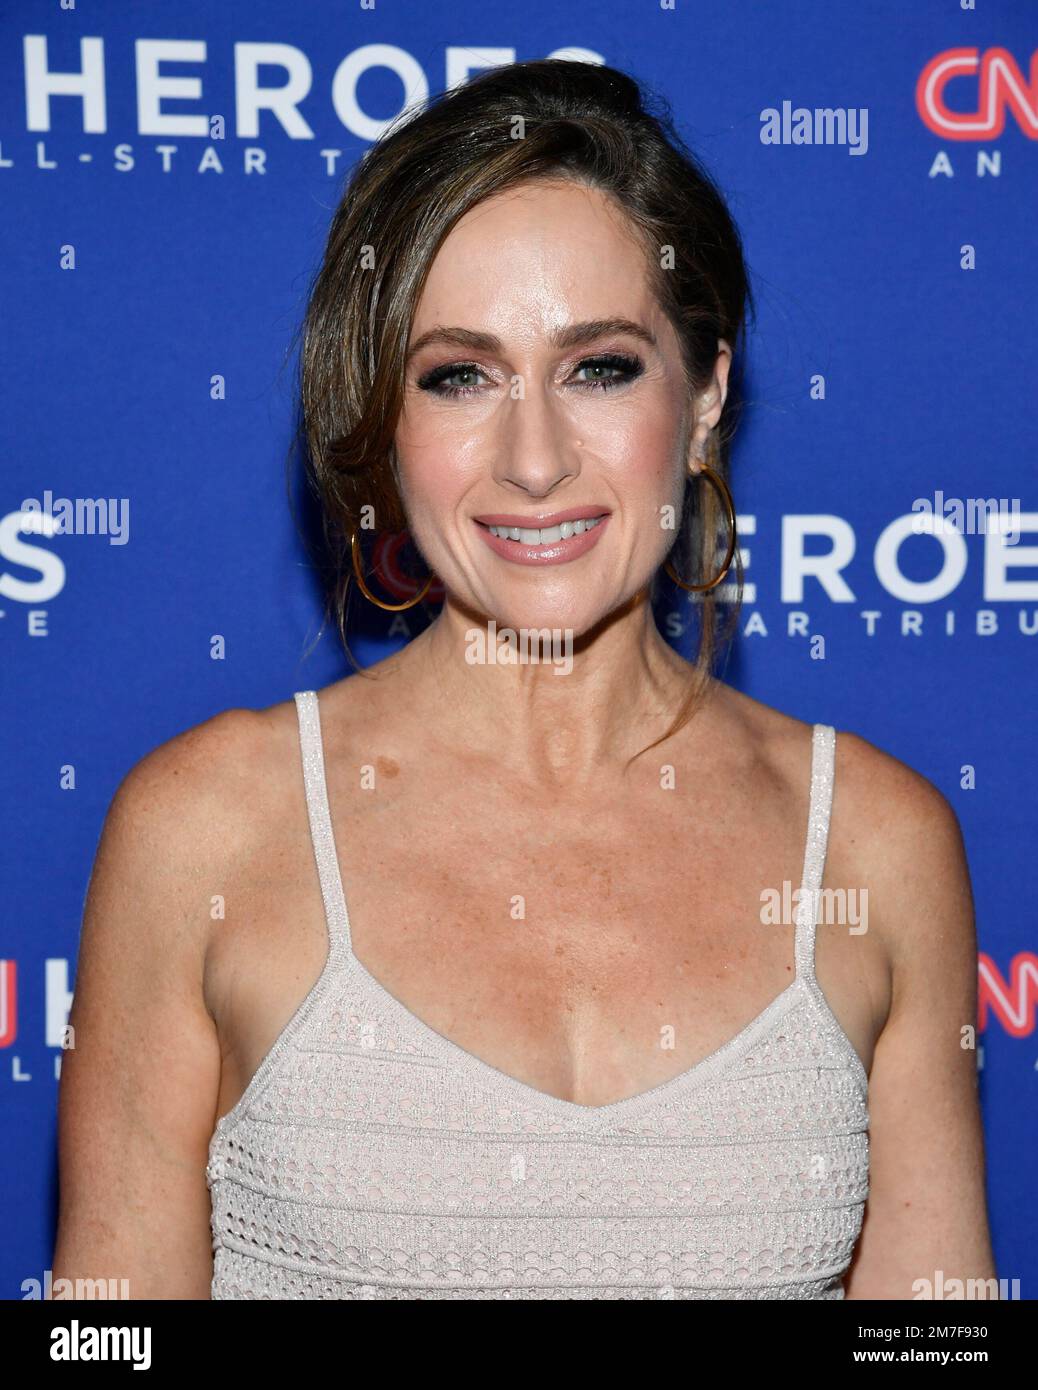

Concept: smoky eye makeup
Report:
left=415, top=351, right=646, bottom=399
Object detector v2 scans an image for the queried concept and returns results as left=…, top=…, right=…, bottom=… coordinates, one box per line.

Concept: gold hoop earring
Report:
left=663, top=463, right=737, bottom=593
left=349, top=531, right=435, bottom=612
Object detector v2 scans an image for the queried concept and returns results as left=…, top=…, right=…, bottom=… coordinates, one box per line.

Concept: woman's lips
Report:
left=473, top=512, right=610, bottom=567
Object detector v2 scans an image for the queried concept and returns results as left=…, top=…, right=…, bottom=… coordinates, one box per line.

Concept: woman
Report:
left=53, top=59, right=994, bottom=1299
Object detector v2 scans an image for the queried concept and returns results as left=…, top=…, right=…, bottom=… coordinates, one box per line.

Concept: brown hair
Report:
left=297, top=57, right=753, bottom=752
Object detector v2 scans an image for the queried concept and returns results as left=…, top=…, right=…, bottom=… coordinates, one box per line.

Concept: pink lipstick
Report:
left=472, top=508, right=610, bottom=567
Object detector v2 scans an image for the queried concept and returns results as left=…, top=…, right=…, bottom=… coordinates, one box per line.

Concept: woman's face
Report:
left=394, top=178, right=730, bottom=636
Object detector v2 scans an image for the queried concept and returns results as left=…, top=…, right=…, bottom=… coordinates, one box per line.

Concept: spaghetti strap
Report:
left=793, top=724, right=837, bottom=983
left=294, top=690, right=353, bottom=959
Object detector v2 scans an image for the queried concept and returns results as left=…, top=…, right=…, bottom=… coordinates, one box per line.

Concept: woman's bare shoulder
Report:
left=113, top=666, right=403, bottom=831
left=111, top=701, right=291, bottom=837
left=827, top=727, right=973, bottom=981
left=823, top=720, right=969, bottom=914
left=711, top=680, right=974, bottom=987
left=710, top=679, right=963, bottom=844
left=100, top=685, right=355, bottom=866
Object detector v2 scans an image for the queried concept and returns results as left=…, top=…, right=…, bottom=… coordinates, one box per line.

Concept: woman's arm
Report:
left=51, top=713, right=253, bottom=1300
left=841, top=737, right=997, bottom=1299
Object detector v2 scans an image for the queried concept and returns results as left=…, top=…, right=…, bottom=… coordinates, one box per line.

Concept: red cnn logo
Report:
left=0, top=960, right=15, bottom=1048
left=917, top=48, right=1038, bottom=140
left=978, top=952, right=1038, bottom=1038
left=366, top=532, right=443, bottom=605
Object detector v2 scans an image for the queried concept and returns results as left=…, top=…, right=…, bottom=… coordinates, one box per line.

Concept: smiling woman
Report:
left=52, top=58, right=995, bottom=1303
left=300, top=62, right=751, bottom=729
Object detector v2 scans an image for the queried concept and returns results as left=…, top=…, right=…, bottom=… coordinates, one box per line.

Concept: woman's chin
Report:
left=444, top=580, right=632, bottom=648
left=476, top=600, right=596, bottom=640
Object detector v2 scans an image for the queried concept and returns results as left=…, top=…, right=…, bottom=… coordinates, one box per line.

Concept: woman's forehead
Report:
left=413, top=190, right=660, bottom=343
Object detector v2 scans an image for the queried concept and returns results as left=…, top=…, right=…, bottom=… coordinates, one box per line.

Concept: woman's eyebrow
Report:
left=406, top=318, right=657, bottom=361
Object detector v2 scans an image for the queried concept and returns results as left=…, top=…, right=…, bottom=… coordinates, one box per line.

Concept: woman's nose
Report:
left=490, top=388, right=582, bottom=496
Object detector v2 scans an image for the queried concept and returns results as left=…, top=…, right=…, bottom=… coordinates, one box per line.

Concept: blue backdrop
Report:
left=2, top=0, right=1035, bottom=1299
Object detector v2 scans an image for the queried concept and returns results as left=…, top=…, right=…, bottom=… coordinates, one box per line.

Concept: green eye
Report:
left=573, top=353, right=644, bottom=390
left=418, top=363, right=489, bottom=398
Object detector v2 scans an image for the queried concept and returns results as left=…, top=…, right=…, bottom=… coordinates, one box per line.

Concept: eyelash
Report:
left=417, top=352, right=644, bottom=399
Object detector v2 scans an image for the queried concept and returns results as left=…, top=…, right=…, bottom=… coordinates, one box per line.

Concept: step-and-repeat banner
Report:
left=2, top=0, right=1035, bottom=1298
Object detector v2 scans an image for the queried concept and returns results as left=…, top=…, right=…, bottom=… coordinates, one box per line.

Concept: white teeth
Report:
left=487, top=516, right=604, bottom=544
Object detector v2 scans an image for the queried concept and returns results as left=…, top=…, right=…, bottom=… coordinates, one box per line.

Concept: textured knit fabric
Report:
left=206, top=690, right=869, bottom=1300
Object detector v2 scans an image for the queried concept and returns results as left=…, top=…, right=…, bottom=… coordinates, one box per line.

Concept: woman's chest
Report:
left=208, top=750, right=883, bottom=1117
left=334, top=801, right=790, bottom=1051
left=207, top=770, right=880, bottom=1118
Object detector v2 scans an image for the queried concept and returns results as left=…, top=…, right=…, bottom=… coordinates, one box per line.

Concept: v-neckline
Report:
left=344, top=944, right=809, bottom=1122
left=293, top=690, right=862, bottom=1126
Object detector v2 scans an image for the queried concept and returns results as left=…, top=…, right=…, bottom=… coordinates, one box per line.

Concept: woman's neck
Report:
left=395, top=592, right=709, bottom=785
